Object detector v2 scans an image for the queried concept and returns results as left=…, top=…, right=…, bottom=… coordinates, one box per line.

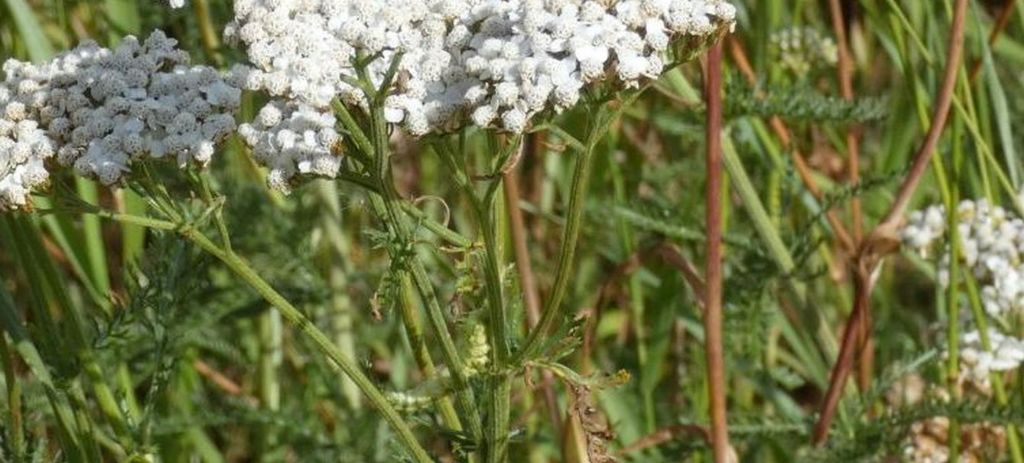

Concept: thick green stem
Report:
left=0, top=334, right=25, bottom=460
left=365, top=105, right=484, bottom=440
left=434, top=139, right=513, bottom=462
left=397, top=275, right=464, bottom=430
left=83, top=210, right=433, bottom=462
left=182, top=230, right=434, bottom=463
left=515, top=119, right=599, bottom=363
left=475, top=187, right=512, bottom=463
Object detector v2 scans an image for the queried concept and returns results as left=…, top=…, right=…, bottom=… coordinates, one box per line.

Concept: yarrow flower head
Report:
left=0, top=84, right=55, bottom=211
left=227, top=0, right=735, bottom=190
left=904, top=196, right=1024, bottom=435
left=237, top=101, right=341, bottom=193
left=0, top=30, right=241, bottom=203
left=903, top=196, right=1024, bottom=318
left=954, top=329, right=1024, bottom=392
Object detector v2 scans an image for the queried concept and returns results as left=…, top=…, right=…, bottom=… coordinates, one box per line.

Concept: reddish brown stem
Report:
left=827, top=0, right=864, bottom=244
left=193, top=359, right=258, bottom=406
left=704, top=38, right=731, bottom=463
left=729, top=39, right=855, bottom=252
left=616, top=424, right=711, bottom=457
left=814, top=0, right=969, bottom=445
left=856, top=307, right=874, bottom=392
left=812, top=267, right=871, bottom=445
left=878, top=0, right=969, bottom=230
left=657, top=244, right=707, bottom=305
left=827, top=0, right=873, bottom=391
left=969, top=0, right=1018, bottom=82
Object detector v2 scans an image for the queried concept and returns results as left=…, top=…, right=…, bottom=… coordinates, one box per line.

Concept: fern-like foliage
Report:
left=724, top=81, right=889, bottom=123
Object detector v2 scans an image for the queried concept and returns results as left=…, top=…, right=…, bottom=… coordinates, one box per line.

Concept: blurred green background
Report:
left=2, top=0, right=1024, bottom=461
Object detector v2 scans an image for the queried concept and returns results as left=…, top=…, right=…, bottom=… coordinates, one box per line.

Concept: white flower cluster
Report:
left=0, top=30, right=240, bottom=192
left=956, top=329, right=1024, bottom=391
left=903, top=198, right=1024, bottom=318
left=237, top=102, right=341, bottom=193
left=226, top=0, right=734, bottom=189
left=904, top=197, right=1024, bottom=404
left=0, top=85, right=55, bottom=211
left=770, top=27, right=838, bottom=77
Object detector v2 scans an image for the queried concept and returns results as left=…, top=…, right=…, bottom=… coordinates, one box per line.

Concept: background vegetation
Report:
left=1, top=0, right=1024, bottom=461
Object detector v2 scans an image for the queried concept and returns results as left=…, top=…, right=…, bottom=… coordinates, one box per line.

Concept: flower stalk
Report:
left=703, top=38, right=731, bottom=463
left=83, top=208, right=435, bottom=463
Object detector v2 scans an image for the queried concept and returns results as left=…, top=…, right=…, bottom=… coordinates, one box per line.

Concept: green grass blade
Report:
left=3, top=0, right=54, bottom=60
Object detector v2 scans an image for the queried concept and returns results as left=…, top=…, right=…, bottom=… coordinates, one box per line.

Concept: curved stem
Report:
left=514, top=115, right=602, bottom=363
left=187, top=231, right=434, bottom=463
left=514, top=88, right=664, bottom=363
left=877, top=0, right=969, bottom=230
left=83, top=210, right=434, bottom=463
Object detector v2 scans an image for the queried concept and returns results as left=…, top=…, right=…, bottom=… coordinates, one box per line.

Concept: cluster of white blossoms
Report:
left=0, top=85, right=55, bottom=210
left=956, top=329, right=1024, bottom=391
left=903, top=197, right=1024, bottom=318
left=237, top=102, right=341, bottom=193
left=224, top=0, right=734, bottom=189
left=903, top=198, right=1024, bottom=398
left=0, top=31, right=240, bottom=205
left=770, top=27, right=838, bottom=77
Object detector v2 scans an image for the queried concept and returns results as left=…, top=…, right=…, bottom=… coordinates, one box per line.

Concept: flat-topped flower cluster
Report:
left=227, top=0, right=735, bottom=189
left=903, top=197, right=1024, bottom=389
left=904, top=197, right=1024, bottom=318
left=0, top=31, right=240, bottom=210
left=227, top=0, right=735, bottom=134
left=957, top=329, right=1024, bottom=391
left=5, top=0, right=735, bottom=203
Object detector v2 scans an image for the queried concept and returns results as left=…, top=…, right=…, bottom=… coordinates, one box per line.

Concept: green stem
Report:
left=256, top=309, right=281, bottom=459
left=84, top=210, right=434, bottom=462
left=0, top=333, right=25, bottom=460
left=198, top=172, right=232, bottom=252
left=434, top=139, right=513, bottom=462
left=186, top=230, right=434, bottom=462
left=946, top=119, right=963, bottom=463
left=192, top=0, right=223, bottom=66
left=82, top=355, right=134, bottom=450
left=316, top=182, right=363, bottom=410
left=365, top=103, right=484, bottom=440
left=396, top=275, right=463, bottom=429
left=515, top=98, right=631, bottom=363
